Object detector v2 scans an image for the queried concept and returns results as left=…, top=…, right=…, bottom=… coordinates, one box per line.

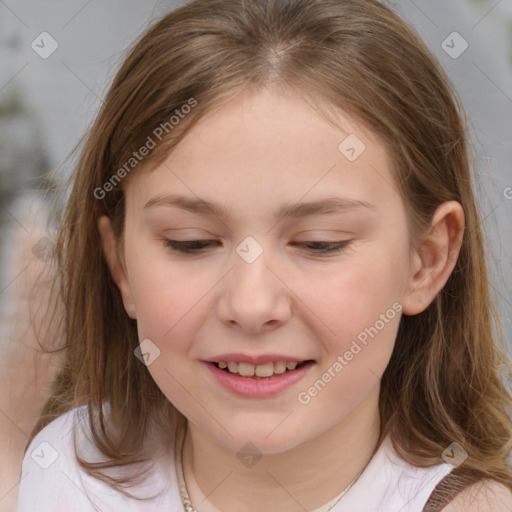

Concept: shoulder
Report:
left=16, top=404, right=183, bottom=511
left=16, top=406, right=97, bottom=511
left=333, top=435, right=456, bottom=510
left=441, top=479, right=512, bottom=511
left=22, top=405, right=89, bottom=470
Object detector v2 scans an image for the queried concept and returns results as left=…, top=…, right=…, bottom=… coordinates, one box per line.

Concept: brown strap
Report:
left=422, top=472, right=473, bottom=511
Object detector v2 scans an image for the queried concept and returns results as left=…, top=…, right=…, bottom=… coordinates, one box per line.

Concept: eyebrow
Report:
left=143, top=193, right=375, bottom=219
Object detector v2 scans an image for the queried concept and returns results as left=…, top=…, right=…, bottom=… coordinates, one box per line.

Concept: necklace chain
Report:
left=174, top=420, right=363, bottom=512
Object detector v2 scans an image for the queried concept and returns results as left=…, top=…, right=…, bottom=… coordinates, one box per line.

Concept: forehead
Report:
left=126, top=88, right=401, bottom=218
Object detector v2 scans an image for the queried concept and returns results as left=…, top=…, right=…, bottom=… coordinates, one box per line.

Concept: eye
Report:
left=163, top=239, right=351, bottom=255
left=291, top=241, right=351, bottom=254
left=163, top=239, right=218, bottom=253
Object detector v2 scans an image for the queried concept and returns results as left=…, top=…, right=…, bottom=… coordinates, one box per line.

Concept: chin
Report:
left=208, top=420, right=309, bottom=455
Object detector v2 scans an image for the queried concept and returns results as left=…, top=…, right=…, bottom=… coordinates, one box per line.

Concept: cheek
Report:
left=129, top=261, right=212, bottom=420
left=291, top=242, right=407, bottom=389
left=126, top=244, right=214, bottom=342
left=295, top=262, right=402, bottom=413
left=298, top=250, right=405, bottom=339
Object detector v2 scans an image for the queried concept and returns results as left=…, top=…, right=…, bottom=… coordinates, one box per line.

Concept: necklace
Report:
left=174, top=420, right=365, bottom=512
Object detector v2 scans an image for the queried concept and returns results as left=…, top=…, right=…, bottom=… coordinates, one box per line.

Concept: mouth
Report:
left=205, top=359, right=316, bottom=398
left=210, top=360, right=315, bottom=379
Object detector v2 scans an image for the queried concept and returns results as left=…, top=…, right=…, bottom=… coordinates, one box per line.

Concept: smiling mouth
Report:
left=211, top=360, right=314, bottom=379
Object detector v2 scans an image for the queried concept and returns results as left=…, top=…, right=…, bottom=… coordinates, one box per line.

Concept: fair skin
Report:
left=98, top=87, right=500, bottom=511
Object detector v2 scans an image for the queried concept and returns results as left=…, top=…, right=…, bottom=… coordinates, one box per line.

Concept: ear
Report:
left=98, top=215, right=137, bottom=319
left=402, top=201, right=465, bottom=316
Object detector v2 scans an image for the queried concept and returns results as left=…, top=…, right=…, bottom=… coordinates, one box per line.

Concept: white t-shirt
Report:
left=16, top=406, right=454, bottom=512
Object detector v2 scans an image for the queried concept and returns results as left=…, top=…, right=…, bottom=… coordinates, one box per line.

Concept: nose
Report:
left=215, top=240, right=292, bottom=334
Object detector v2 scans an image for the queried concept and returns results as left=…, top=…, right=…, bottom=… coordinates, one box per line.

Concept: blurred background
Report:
left=1, top=0, right=511, bottom=510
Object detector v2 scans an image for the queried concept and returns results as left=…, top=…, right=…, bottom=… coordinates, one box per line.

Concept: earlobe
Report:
left=402, top=201, right=464, bottom=316
left=97, top=215, right=137, bottom=319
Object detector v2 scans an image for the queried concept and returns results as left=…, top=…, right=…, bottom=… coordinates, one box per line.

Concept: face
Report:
left=105, top=88, right=417, bottom=454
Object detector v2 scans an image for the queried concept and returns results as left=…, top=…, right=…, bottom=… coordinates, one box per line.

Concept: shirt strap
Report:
left=422, top=472, right=474, bottom=511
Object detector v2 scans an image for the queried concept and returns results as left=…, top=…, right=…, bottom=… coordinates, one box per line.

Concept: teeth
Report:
left=273, top=361, right=287, bottom=374
left=216, top=360, right=305, bottom=377
left=238, top=362, right=255, bottom=377
left=255, top=362, right=274, bottom=377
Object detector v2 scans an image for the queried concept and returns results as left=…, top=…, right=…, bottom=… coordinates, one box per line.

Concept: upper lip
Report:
left=204, top=353, right=312, bottom=365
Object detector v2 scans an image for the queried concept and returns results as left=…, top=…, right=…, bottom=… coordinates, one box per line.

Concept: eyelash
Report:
left=162, top=239, right=350, bottom=255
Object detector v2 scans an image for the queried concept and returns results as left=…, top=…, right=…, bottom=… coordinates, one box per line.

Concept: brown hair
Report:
left=29, top=0, right=512, bottom=503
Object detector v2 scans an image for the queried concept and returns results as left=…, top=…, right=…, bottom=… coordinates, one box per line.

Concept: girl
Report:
left=15, top=0, right=512, bottom=510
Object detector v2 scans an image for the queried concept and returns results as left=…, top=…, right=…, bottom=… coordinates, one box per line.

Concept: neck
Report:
left=180, top=388, right=381, bottom=512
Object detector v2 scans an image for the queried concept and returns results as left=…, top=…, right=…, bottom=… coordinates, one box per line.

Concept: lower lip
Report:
left=204, top=361, right=315, bottom=398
